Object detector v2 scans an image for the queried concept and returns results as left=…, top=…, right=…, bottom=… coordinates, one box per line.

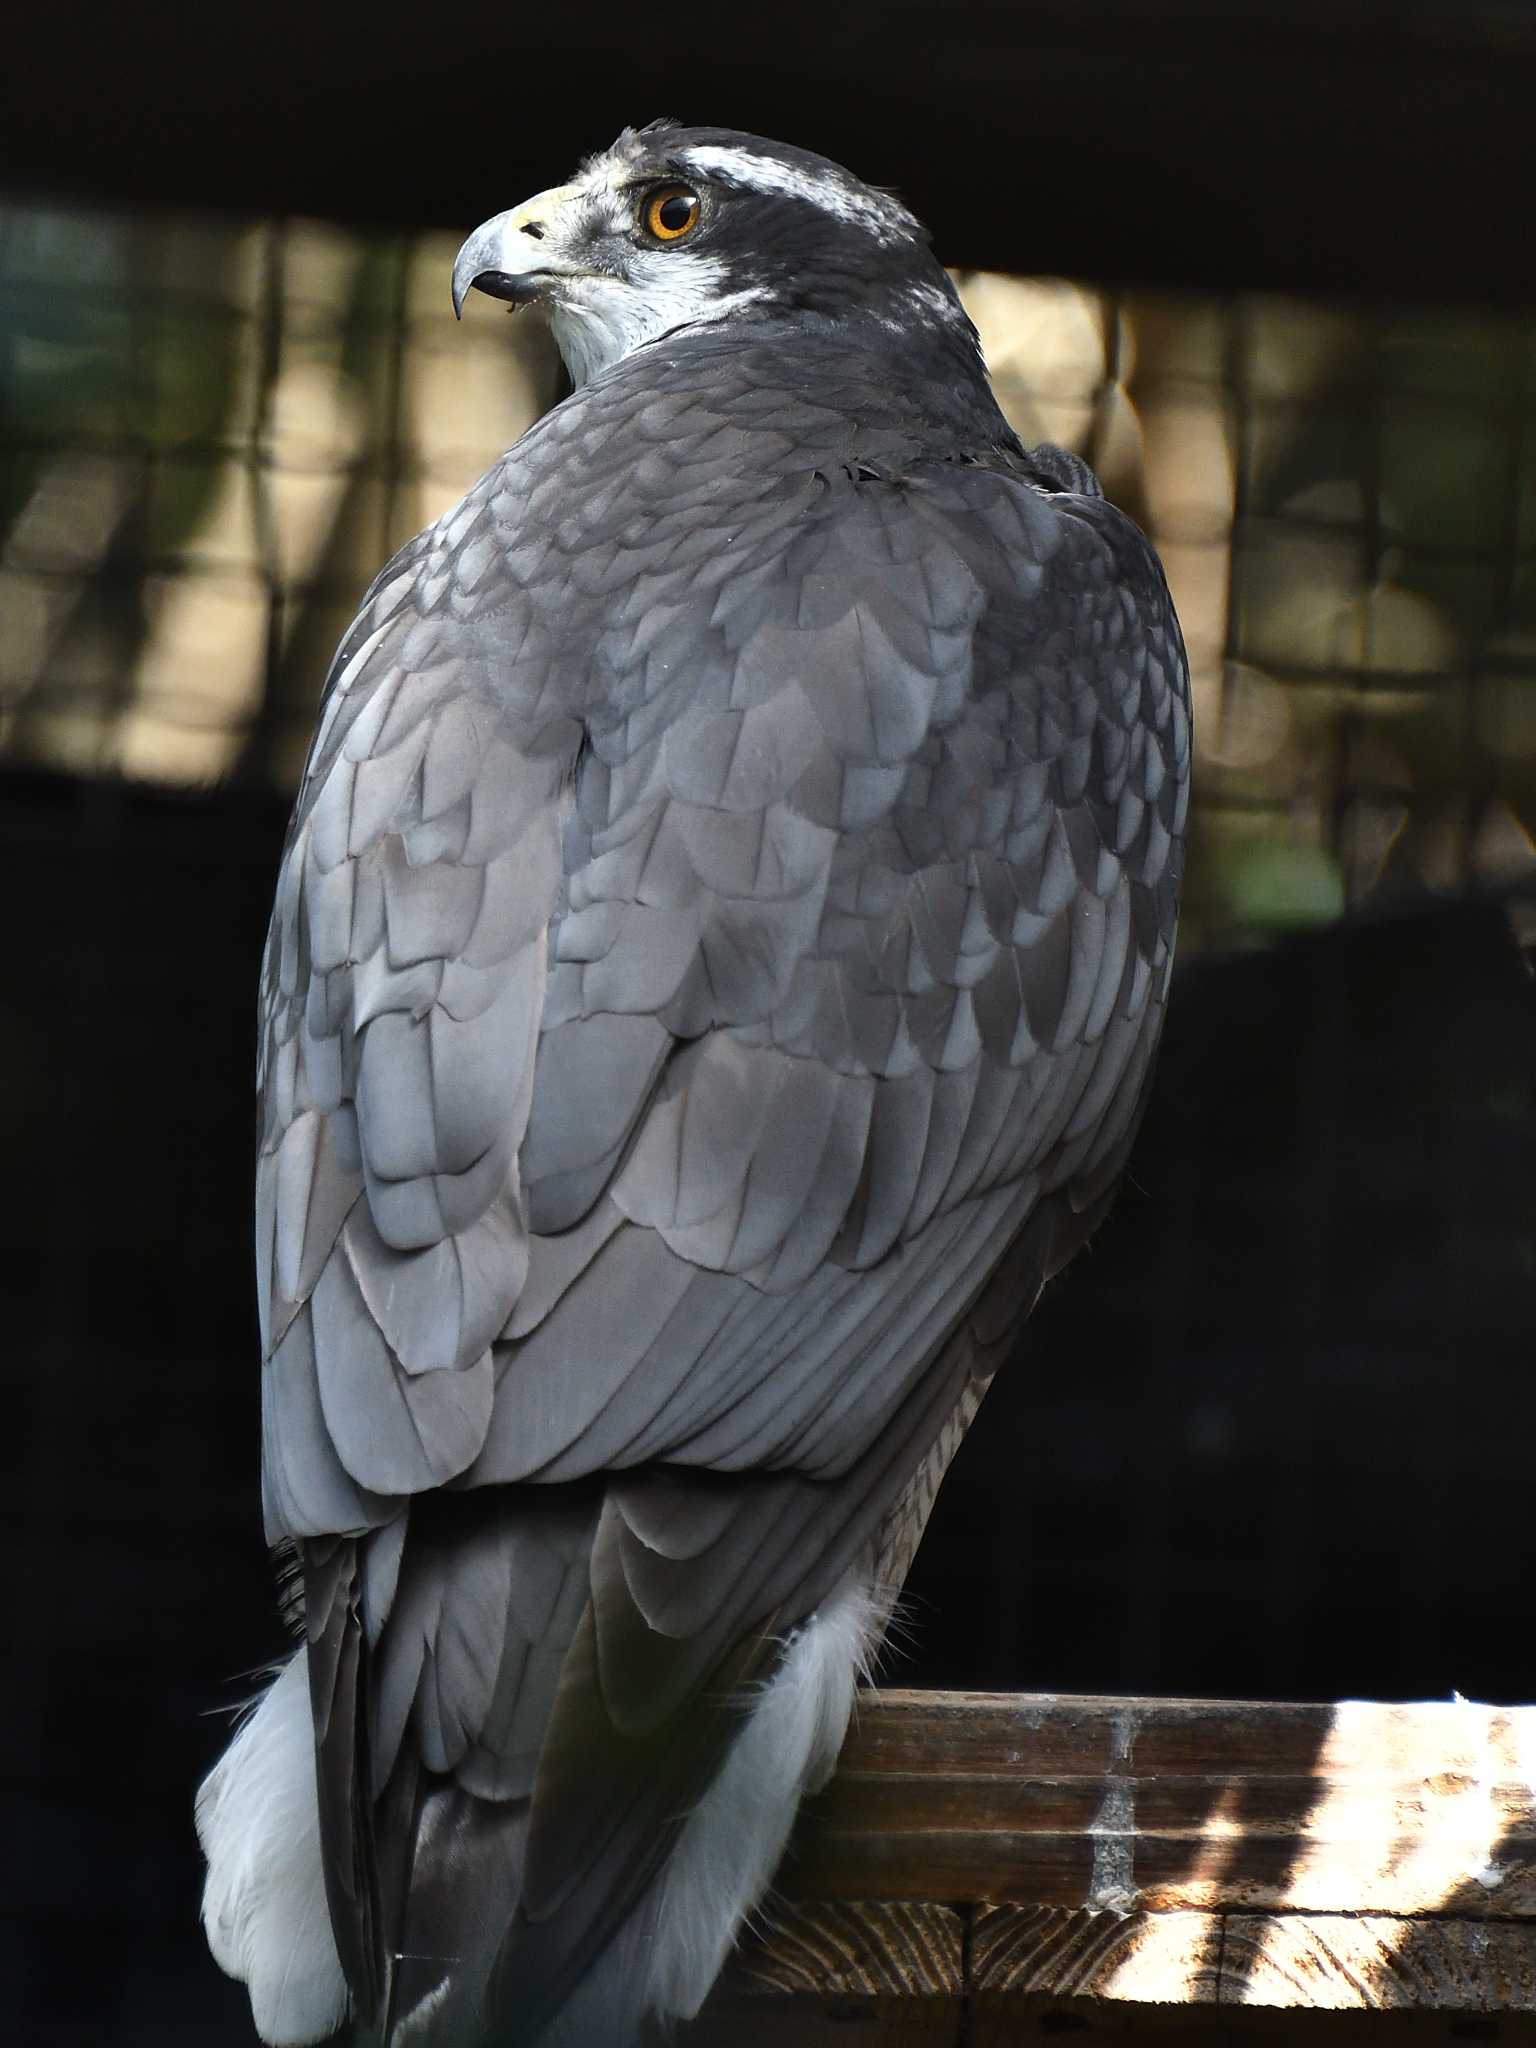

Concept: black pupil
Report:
left=658, top=192, right=694, bottom=233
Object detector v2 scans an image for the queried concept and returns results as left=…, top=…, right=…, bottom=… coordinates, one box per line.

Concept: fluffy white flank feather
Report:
left=195, top=1652, right=349, bottom=2046
left=643, top=1575, right=888, bottom=2020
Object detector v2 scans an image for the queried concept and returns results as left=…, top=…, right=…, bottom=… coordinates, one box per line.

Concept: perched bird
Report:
left=197, top=121, right=1189, bottom=2048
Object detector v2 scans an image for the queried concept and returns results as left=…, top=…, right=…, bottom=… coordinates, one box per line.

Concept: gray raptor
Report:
left=197, top=121, right=1189, bottom=2048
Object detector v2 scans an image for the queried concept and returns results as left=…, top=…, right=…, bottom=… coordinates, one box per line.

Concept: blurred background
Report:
left=3, top=1, right=1535, bottom=2040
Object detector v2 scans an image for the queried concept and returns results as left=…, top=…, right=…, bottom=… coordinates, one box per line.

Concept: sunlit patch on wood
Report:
left=694, top=1689, right=1536, bottom=2032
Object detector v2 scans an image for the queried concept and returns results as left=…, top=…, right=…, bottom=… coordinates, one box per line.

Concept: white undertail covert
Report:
left=645, top=1576, right=888, bottom=2020
left=196, top=1653, right=348, bottom=2047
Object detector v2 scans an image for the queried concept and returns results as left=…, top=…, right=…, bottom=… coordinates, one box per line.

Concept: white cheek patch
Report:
left=548, top=251, right=771, bottom=387
left=679, top=145, right=917, bottom=246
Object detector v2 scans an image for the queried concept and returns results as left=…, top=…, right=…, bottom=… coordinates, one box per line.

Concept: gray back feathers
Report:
left=241, top=299, right=1187, bottom=2044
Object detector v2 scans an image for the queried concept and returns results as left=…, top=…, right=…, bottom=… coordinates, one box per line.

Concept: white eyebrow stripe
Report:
left=679, top=145, right=914, bottom=244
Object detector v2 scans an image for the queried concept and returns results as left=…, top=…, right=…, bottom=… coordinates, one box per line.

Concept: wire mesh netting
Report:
left=4, top=200, right=1535, bottom=954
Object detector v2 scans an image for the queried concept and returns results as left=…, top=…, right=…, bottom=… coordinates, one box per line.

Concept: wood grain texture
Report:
left=691, top=1902, right=967, bottom=2045
left=731, top=1901, right=965, bottom=1998
left=973, top=1902, right=1223, bottom=2002
left=973, top=1905, right=1536, bottom=2011
left=695, top=1904, right=1536, bottom=2031
left=783, top=1691, right=1536, bottom=1918
left=1219, top=1913, right=1536, bottom=2013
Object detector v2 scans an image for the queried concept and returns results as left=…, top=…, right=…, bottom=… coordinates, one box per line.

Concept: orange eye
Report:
left=643, top=185, right=701, bottom=242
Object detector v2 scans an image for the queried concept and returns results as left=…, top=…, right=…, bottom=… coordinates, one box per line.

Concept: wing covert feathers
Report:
left=215, top=324, right=1189, bottom=2048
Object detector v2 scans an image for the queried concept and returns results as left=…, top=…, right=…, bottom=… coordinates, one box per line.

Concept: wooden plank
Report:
left=699, top=1900, right=1536, bottom=2029
left=691, top=1903, right=966, bottom=2044
left=973, top=1903, right=1223, bottom=2003
left=1219, top=1913, right=1536, bottom=2012
left=733, top=1902, right=966, bottom=1999
left=779, top=1691, right=1536, bottom=1918
left=972, top=1904, right=1536, bottom=2011
left=691, top=1694, right=1536, bottom=2029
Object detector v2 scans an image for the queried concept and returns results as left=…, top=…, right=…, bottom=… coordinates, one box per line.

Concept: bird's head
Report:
left=452, top=120, right=979, bottom=388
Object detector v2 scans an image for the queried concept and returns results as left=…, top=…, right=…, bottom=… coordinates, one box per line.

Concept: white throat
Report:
left=547, top=252, right=770, bottom=386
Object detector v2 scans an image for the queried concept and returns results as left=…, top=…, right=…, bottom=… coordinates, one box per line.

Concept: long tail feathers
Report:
left=196, top=1578, right=885, bottom=2047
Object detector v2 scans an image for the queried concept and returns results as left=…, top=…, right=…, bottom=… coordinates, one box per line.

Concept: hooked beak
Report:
left=451, top=184, right=583, bottom=318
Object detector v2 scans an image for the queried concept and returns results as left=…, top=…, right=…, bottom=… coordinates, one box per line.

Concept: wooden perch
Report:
left=691, top=1690, right=1536, bottom=2041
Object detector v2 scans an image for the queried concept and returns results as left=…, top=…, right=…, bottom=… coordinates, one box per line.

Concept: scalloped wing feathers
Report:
left=238, top=328, right=1188, bottom=2044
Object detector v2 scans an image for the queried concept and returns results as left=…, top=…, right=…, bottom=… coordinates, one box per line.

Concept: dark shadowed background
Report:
left=3, top=3, right=1535, bottom=2041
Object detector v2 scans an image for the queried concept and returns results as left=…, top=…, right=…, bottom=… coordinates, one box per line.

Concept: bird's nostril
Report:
left=521, top=222, right=546, bottom=241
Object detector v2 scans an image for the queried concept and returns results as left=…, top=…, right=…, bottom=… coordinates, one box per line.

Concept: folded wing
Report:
left=256, top=448, right=1188, bottom=2042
